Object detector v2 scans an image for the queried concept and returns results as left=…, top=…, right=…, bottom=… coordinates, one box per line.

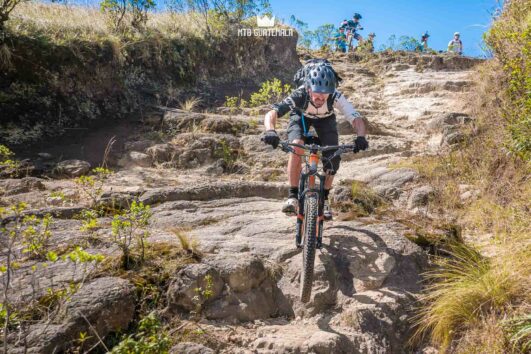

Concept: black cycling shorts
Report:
left=287, top=113, right=341, bottom=175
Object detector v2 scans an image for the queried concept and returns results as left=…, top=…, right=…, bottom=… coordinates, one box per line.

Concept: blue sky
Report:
left=269, top=0, right=500, bottom=57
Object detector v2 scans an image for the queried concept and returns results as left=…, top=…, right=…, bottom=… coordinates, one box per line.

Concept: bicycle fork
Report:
left=295, top=153, right=326, bottom=249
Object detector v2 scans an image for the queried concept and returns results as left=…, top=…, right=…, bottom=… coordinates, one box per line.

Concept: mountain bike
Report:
left=278, top=138, right=357, bottom=302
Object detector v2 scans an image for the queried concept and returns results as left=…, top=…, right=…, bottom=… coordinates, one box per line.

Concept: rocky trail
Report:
left=1, top=52, right=482, bottom=353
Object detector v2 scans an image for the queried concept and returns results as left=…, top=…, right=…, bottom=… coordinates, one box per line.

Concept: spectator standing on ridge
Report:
left=332, top=27, right=348, bottom=53
left=417, top=32, right=430, bottom=52
left=359, top=32, right=376, bottom=53
left=448, top=32, right=463, bottom=55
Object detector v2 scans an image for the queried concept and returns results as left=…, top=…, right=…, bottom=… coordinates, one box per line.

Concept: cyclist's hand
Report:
left=263, top=130, right=280, bottom=149
left=353, top=136, right=368, bottom=152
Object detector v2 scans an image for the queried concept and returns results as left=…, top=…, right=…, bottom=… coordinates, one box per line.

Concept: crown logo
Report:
left=257, top=15, right=275, bottom=27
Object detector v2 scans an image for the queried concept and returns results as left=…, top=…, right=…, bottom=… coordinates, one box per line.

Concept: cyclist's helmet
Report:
left=454, top=32, right=460, bottom=36
left=353, top=13, right=362, bottom=19
left=368, top=32, right=376, bottom=37
left=423, top=31, right=430, bottom=38
left=305, top=65, right=336, bottom=94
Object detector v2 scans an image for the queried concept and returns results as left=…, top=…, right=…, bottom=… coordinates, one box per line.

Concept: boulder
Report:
left=128, top=151, right=152, bottom=167
left=166, top=263, right=225, bottom=312
left=19, top=277, right=135, bottom=353
left=166, top=254, right=292, bottom=322
left=146, top=143, right=175, bottom=163
left=408, top=185, right=435, bottom=209
left=55, top=159, right=91, bottom=177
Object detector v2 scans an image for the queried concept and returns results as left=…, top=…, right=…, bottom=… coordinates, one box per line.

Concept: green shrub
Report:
left=74, top=168, right=113, bottom=208
left=484, top=0, right=531, bottom=161
left=111, top=312, right=171, bottom=354
left=249, top=78, right=291, bottom=107
left=111, top=200, right=152, bottom=269
left=21, top=214, right=53, bottom=260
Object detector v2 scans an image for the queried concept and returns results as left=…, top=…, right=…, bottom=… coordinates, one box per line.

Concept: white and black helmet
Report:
left=305, top=65, right=336, bottom=94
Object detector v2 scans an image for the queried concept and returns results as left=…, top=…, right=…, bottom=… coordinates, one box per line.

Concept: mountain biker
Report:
left=332, top=27, right=348, bottom=53
left=262, top=65, right=368, bottom=220
left=447, top=32, right=463, bottom=55
left=345, top=13, right=364, bottom=49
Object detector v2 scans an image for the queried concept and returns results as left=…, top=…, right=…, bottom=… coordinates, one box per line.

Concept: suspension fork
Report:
left=296, top=152, right=322, bottom=248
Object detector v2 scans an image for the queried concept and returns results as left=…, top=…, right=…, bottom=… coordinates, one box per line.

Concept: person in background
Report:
left=417, top=32, right=430, bottom=52
left=359, top=32, right=376, bottom=53
left=448, top=32, right=463, bottom=55
left=345, top=13, right=364, bottom=50
left=332, top=27, right=348, bottom=53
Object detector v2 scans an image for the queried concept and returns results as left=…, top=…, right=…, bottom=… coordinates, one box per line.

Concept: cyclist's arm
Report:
left=266, top=87, right=305, bottom=130
left=264, top=110, right=278, bottom=130
left=333, top=92, right=366, bottom=136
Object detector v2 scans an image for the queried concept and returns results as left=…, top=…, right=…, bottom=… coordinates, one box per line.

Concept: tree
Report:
left=290, top=15, right=313, bottom=48
left=0, top=0, right=26, bottom=32
left=398, top=35, right=420, bottom=51
left=100, top=0, right=156, bottom=32
left=166, top=0, right=271, bottom=34
left=314, top=23, right=335, bottom=50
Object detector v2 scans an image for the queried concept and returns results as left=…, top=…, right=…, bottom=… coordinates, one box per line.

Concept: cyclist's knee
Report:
left=323, top=156, right=341, bottom=175
left=291, top=139, right=304, bottom=155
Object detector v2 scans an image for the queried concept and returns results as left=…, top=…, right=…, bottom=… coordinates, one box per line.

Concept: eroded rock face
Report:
left=167, top=253, right=292, bottom=322
left=0, top=177, right=46, bottom=196
left=12, top=277, right=135, bottom=353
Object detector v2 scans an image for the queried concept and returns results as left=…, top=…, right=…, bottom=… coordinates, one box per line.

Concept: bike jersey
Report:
left=272, top=86, right=362, bottom=123
left=346, top=20, right=362, bottom=32
left=333, top=32, right=347, bottom=47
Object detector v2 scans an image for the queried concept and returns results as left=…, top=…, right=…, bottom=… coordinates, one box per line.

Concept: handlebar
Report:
left=279, top=141, right=356, bottom=154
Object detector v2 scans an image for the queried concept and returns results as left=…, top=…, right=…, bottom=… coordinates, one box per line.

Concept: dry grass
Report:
left=172, top=229, right=202, bottom=258
left=8, top=2, right=208, bottom=42
left=412, top=242, right=530, bottom=351
left=334, top=181, right=386, bottom=220
left=179, top=96, right=202, bottom=112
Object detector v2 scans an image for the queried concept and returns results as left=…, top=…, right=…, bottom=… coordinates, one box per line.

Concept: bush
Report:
left=484, top=0, right=531, bottom=160
left=100, top=0, right=156, bottom=32
left=111, top=200, right=152, bottom=269
left=111, top=312, right=171, bottom=353
left=249, top=78, right=291, bottom=107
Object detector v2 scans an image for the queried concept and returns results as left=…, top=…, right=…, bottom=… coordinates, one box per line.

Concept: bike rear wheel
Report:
left=300, top=193, right=318, bottom=303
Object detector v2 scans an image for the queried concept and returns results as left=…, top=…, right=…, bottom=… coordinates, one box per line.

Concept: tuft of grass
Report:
left=334, top=181, right=386, bottom=220
left=412, top=242, right=530, bottom=350
left=172, top=230, right=202, bottom=259
left=179, top=97, right=202, bottom=112
left=504, top=314, right=531, bottom=353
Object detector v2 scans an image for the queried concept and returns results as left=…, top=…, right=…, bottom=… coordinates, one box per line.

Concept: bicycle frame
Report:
left=278, top=141, right=356, bottom=249
left=296, top=145, right=326, bottom=248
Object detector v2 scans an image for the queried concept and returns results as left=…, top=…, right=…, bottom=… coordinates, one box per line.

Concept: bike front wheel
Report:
left=300, top=193, right=318, bottom=303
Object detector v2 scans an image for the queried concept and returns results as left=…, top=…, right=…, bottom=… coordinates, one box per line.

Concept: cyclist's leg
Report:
left=314, top=115, right=340, bottom=189
left=287, top=113, right=305, bottom=190
left=354, top=32, right=364, bottom=46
